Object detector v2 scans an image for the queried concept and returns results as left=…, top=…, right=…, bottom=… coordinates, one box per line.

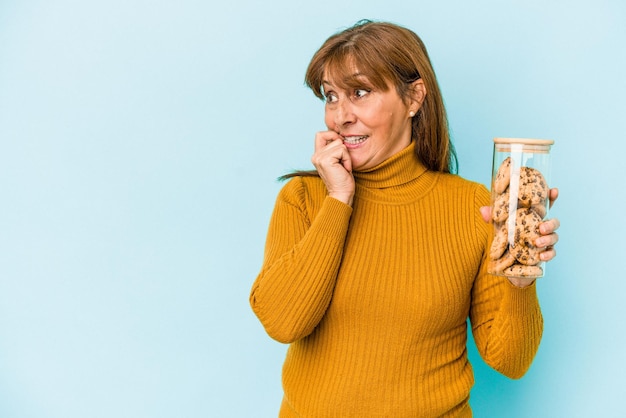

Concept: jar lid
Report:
left=493, top=137, right=554, bottom=145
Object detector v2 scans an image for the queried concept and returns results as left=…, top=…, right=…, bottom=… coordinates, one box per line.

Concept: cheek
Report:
left=362, top=112, right=388, bottom=134
left=324, top=111, right=334, bottom=129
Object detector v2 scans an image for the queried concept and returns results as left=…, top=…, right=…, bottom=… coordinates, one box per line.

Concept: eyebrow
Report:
left=322, top=72, right=365, bottom=86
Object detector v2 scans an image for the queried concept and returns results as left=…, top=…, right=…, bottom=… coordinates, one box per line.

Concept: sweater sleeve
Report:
left=469, top=185, right=544, bottom=379
left=249, top=178, right=353, bottom=344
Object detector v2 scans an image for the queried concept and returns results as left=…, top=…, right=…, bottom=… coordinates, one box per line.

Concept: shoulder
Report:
left=279, top=175, right=326, bottom=197
left=277, top=175, right=328, bottom=211
left=436, top=173, right=490, bottom=205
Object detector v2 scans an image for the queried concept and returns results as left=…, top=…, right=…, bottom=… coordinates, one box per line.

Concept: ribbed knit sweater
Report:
left=250, top=141, right=543, bottom=417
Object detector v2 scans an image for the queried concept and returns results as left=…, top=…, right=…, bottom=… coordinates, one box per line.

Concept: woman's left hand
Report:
left=480, top=188, right=560, bottom=282
left=535, top=188, right=560, bottom=261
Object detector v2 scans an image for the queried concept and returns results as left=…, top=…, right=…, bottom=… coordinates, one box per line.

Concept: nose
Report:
left=334, top=99, right=356, bottom=128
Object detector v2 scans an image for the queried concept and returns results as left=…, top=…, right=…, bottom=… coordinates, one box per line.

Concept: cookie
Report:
left=492, top=190, right=510, bottom=223
left=510, top=241, right=542, bottom=265
left=513, top=207, right=542, bottom=246
left=490, top=222, right=509, bottom=260
left=509, top=207, right=543, bottom=265
left=493, top=157, right=511, bottom=194
left=517, top=167, right=549, bottom=208
left=488, top=250, right=516, bottom=274
left=531, top=203, right=547, bottom=219
left=502, top=264, right=543, bottom=278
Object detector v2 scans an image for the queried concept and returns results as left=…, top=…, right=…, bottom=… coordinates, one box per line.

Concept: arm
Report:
left=470, top=185, right=544, bottom=378
left=470, top=265, right=543, bottom=379
left=249, top=178, right=352, bottom=343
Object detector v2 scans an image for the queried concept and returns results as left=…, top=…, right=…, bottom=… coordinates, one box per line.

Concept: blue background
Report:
left=1, top=1, right=624, bottom=417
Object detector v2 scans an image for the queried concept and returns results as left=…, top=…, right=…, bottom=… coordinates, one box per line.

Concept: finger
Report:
left=327, top=143, right=353, bottom=173
left=539, top=218, right=560, bottom=235
left=536, top=232, right=559, bottom=248
left=540, top=246, right=557, bottom=261
left=479, top=206, right=492, bottom=223
left=340, top=148, right=353, bottom=173
left=548, top=187, right=559, bottom=208
left=314, top=131, right=343, bottom=151
left=312, top=139, right=345, bottom=166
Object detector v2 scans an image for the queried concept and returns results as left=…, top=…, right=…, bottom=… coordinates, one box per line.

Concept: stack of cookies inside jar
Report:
left=488, top=138, right=554, bottom=279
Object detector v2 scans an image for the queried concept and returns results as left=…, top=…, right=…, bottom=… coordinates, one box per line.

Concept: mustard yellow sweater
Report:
left=250, top=142, right=543, bottom=417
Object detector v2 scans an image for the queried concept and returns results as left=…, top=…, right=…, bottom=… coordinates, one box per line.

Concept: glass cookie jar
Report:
left=487, top=138, right=554, bottom=279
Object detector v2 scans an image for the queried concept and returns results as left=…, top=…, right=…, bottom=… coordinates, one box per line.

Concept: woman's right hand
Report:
left=312, top=131, right=355, bottom=206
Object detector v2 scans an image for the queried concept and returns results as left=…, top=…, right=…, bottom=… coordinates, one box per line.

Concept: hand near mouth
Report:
left=312, top=130, right=355, bottom=206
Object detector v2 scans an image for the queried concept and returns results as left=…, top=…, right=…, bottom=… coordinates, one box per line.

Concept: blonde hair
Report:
left=305, top=20, right=457, bottom=174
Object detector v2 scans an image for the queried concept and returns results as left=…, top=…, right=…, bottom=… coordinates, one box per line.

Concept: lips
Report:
left=342, top=135, right=368, bottom=145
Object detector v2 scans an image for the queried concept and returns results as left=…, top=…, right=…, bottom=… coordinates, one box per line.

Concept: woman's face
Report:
left=322, top=72, right=421, bottom=171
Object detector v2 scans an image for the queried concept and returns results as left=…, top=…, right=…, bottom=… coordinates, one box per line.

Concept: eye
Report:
left=324, top=92, right=338, bottom=103
left=354, top=89, right=370, bottom=99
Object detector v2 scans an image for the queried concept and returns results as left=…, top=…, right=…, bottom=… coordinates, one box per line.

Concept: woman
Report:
left=250, top=20, right=560, bottom=417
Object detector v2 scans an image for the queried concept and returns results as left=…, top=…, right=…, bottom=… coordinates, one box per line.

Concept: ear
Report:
left=407, top=79, right=427, bottom=115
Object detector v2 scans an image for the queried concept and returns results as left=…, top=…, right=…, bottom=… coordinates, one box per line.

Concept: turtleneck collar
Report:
left=353, top=141, right=428, bottom=189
